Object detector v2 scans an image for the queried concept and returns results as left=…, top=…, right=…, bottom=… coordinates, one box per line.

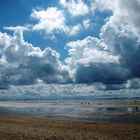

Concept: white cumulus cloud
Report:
left=31, top=7, right=82, bottom=36
left=59, top=0, right=89, bottom=17
left=0, top=28, right=71, bottom=87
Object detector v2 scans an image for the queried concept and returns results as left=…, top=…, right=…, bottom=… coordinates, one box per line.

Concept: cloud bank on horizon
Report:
left=0, top=0, right=140, bottom=90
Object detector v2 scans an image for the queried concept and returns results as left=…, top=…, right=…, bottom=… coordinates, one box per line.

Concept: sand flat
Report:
left=0, top=115, right=140, bottom=140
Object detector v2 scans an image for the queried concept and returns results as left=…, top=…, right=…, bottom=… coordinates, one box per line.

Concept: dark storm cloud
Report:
left=100, top=0, right=140, bottom=81
left=74, top=63, right=129, bottom=84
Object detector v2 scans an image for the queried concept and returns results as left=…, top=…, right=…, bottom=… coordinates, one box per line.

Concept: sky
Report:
left=0, top=0, right=140, bottom=92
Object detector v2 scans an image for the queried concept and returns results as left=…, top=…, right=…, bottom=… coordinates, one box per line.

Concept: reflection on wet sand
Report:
left=0, top=99, right=140, bottom=123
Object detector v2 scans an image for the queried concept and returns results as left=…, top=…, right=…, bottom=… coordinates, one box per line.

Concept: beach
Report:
left=0, top=99, right=140, bottom=140
left=0, top=115, right=140, bottom=140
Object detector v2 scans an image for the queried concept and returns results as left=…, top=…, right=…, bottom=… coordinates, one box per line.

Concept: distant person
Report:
left=135, top=106, right=138, bottom=111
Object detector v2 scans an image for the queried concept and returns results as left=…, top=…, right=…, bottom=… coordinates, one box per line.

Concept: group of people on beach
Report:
left=81, top=102, right=90, bottom=105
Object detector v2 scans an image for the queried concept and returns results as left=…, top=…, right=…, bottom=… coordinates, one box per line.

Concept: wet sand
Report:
left=0, top=99, right=140, bottom=123
left=0, top=115, right=140, bottom=140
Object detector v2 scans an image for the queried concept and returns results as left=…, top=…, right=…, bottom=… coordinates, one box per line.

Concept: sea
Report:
left=0, top=84, right=140, bottom=123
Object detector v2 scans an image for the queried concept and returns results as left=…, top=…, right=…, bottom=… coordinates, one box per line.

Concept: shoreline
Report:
left=0, top=114, right=140, bottom=140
